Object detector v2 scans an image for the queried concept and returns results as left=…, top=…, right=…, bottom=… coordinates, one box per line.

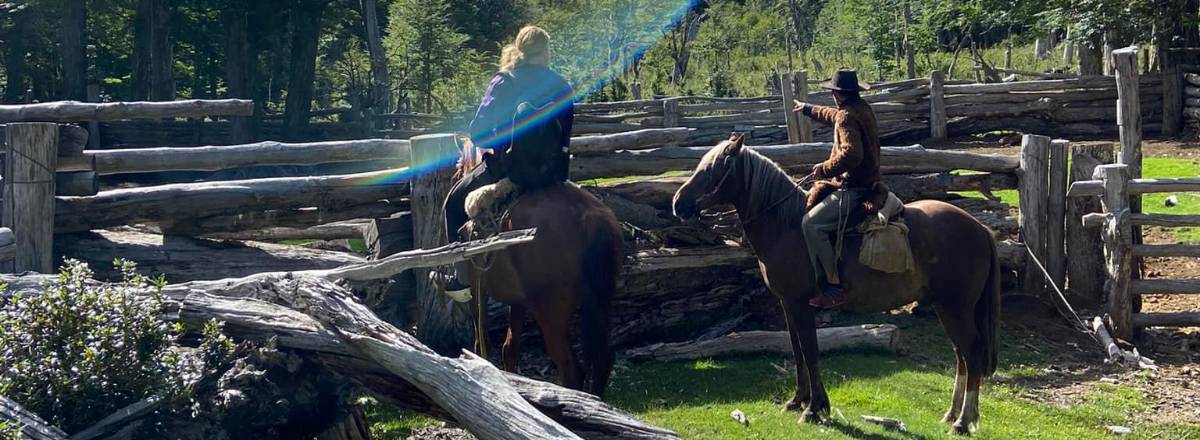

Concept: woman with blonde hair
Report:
left=432, top=25, right=576, bottom=293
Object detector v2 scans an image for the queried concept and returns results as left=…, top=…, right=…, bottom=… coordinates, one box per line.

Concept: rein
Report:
left=740, top=172, right=814, bottom=226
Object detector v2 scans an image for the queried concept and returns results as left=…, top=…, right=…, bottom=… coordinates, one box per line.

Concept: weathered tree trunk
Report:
left=149, top=0, right=174, bottom=100
left=361, top=0, right=391, bottom=114
left=223, top=5, right=254, bottom=143
left=62, top=0, right=87, bottom=101
left=284, top=1, right=325, bottom=139
left=55, top=229, right=364, bottom=282
left=0, top=99, right=253, bottom=123
left=0, top=396, right=67, bottom=440
left=624, top=325, right=899, bottom=362
left=3, top=5, right=29, bottom=103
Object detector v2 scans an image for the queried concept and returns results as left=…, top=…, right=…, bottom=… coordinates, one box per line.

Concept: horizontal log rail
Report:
left=944, top=76, right=1159, bottom=94
left=79, top=139, right=412, bottom=175
left=1131, top=279, right=1200, bottom=295
left=0, top=99, right=253, bottom=122
left=1068, top=177, right=1200, bottom=197
left=1131, top=244, right=1200, bottom=258
left=55, top=168, right=412, bottom=233
left=1132, top=312, right=1200, bottom=328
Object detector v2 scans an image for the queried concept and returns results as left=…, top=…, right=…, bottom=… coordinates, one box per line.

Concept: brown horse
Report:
left=457, top=166, right=623, bottom=397
left=672, top=135, right=1000, bottom=435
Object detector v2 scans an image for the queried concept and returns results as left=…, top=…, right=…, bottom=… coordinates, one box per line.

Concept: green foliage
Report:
left=0, top=259, right=236, bottom=434
left=385, top=0, right=487, bottom=113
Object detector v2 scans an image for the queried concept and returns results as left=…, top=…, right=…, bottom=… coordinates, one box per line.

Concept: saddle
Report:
left=809, top=180, right=914, bottom=274
left=463, top=178, right=519, bottom=239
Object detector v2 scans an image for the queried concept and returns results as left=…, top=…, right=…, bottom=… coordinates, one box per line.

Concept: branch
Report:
left=306, top=228, right=536, bottom=281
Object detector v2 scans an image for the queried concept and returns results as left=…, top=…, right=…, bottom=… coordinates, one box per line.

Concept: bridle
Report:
left=695, top=148, right=814, bottom=226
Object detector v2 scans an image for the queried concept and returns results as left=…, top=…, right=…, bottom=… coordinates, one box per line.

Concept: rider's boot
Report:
left=809, top=281, right=846, bottom=309
left=429, top=261, right=472, bottom=302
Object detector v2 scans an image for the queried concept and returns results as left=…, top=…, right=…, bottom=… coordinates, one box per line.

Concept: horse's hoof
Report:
left=941, top=411, right=959, bottom=424
left=782, top=397, right=808, bottom=412
left=800, top=410, right=826, bottom=425
left=950, top=421, right=972, bottom=436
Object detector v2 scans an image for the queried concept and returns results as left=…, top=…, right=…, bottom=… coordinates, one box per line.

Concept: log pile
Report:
left=1184, top=73, right=1200, bottom=127
left=2, top=233, right=680, bottom=440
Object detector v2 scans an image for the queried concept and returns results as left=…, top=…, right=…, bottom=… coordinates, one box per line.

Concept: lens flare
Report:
left=369, top=0, right=699, bottom=184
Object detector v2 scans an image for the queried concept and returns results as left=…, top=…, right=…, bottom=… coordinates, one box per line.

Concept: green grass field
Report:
left=367, top=315, right=1199, bottom=439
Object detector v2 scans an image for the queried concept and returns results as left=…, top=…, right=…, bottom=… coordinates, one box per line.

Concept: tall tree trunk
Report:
left=62, top=0, right=87, bottom=101
left=284, top=1, right=325, bottom=139
left=224, top=6, right=253, bottom=143
left=1079, top=33, right=1103, bottom=76
left=361, top=0, right=391, bottom=114
left=3, top=5, right=29, bottom=103
left=903, top=0, right=915, bottom=79
left=149, top=0, right=174, bottom=100
left=133, top=0, right=173, bottom=100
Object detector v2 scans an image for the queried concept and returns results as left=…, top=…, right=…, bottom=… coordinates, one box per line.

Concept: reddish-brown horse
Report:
left=455, top=161, right=623, bottom=397
left=672, top=135, right=1000, bottom=434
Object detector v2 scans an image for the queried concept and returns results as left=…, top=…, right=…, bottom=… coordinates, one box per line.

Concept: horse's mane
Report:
left=737, top=146, right=807, bottom=223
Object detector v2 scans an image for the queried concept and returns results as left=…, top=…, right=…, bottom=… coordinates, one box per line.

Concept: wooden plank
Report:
left=54, top=168, right=412, bottom=233
left=943, top=75, right=1158, bottom=94
left=157, top=199, right=408, bottom=236
left=1018, top=134, right=1051, bottom=292
left=0, top=395, right=67, bottom=440
left=797, top=70, right=813, bottom=142
left=780, top=73, right=800, bottom=143
left=1163, top=65, right=1183, bottom=136
left=0, top=99, right=254, bottom=122
left=1069, top=177, right=1200, bottom=197
left=0, top=227, right=14, bottom=262
left=1128, top=213, right=1200, bottom=227
left=84, top=139, right=411, bottom=175
left=1131, top=279, right=1200, bottom=295
left=929, top=70, right=947, bottom=140
left=1097, top=164, right=1134, bottom=340
left=1066, top=143, right=1113, bottom=302
left=662, top=98, right=680, bottom=128
left=3, top=123, right=59, bottom=273
left=57, top=123, right=88, bottom=156
left=1132, top=244, right=1200, bottom=257
left=55, top=170, right=98, bottom=196
left=1132, top=312, right=1200, bottom=328
left=1047, top=139, right=1069, bottom=289
left=623, top=324, right=899, bottom=362
left=407, top=133, right=471, bottom=354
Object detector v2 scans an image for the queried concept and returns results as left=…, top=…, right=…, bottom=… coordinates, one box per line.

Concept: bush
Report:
left=0, top=259, right=203, bottom=433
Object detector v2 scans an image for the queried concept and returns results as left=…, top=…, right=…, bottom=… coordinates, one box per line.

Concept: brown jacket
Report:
left=802, top=98, right=881, bottom=189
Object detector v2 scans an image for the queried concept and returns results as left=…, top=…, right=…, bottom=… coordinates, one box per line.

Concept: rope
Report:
left=1022, top=243, right=1096, bottom=339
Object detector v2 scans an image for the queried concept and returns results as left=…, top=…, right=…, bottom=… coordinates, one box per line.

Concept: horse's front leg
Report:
left=779, top=295, right=812, bottom=412
left=793, top=303, right=831, bottom=424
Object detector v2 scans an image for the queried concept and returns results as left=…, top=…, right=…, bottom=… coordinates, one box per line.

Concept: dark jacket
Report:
left=801, top=98, right=882, bottom=190
left=468, top=64, right=575, bottom=157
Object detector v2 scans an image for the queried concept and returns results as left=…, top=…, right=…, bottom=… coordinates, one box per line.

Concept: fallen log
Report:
left=201, top=220, right=370, bottom=241
left=83, top=139, right=412, bottom=175
left=156, top=199, right=408, bottom=236
left=623, top=324, right=900, bottom=362
left=570, top=128, right=691, bottom=155
left=0, top=395, right=67, bottom=440
left=55, top=168, right=412, bottom=233
left=0, top=99, right=254, bottom=123
left=55, top=229, right=364, bottom=282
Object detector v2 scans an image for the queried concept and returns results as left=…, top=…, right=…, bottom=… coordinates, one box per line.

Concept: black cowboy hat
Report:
left=819, top=69, right=870, bottom=92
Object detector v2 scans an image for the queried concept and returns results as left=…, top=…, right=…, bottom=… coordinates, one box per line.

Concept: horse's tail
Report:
left=973, top=234, right=1002, bottom=377
left=578, top=213, right=621, bottom=398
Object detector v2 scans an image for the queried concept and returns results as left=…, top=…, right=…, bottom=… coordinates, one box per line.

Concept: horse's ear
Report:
left=726, top=132, right=745, bottom=156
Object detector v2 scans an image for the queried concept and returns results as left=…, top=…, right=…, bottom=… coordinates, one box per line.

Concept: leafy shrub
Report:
left=0, top=259, right=193, bottom=433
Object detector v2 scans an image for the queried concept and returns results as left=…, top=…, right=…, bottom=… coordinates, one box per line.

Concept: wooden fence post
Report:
left=1097, top=164, right=1133, bottom=340
left=1019, top=134, right=1051, bottom=293
left=780, top=72, right=801, bottom=144
left=929, top=70, right=947, bottom=141
left=797, top=70, right=813, bottom=143
left=1047, top=139, right=1069, bottom=290
left=1066, top=143, right=1114, bottom=304
left=662, top=97, right=680, bottom=128
left=2, top=123, right=59, bottom=273
left=1114, top=46, right=1144, bottom=296
left=86, top=84, right=101, bottom=149
left=409, top=133, right=472, bottom=354
left=1163, top=65, right=1183, bottom=137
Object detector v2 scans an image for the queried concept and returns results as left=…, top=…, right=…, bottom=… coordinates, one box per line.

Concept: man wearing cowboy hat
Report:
left=792, top=69, right=882, bottom=309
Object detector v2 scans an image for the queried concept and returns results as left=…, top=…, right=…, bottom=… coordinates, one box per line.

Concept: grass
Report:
left=368, top=316, right=1200, bottom=439
left=952, top=157, right=1200, bottom=242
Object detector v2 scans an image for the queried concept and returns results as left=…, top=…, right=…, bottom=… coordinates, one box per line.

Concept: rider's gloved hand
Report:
left=812, top=163, right=826, bottom=179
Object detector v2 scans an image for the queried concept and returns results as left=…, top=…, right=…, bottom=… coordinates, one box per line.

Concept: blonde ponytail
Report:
left=499, top=26, right=550, bottom=72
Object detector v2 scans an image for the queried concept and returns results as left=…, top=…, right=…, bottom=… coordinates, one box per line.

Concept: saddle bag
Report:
left=857, top=193, right=915, bottom=273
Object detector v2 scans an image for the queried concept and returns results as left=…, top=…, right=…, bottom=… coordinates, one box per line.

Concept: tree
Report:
left=361, top=0, right=392, bottom=114
left=283, top=0, right=327, bottom=137
left=62, top=0, right=87, bottom=101
left=385, top=0, right=480, bottom=113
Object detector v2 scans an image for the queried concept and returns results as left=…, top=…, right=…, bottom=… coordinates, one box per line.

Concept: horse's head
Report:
left=672, top=133, right=745, bottom=220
